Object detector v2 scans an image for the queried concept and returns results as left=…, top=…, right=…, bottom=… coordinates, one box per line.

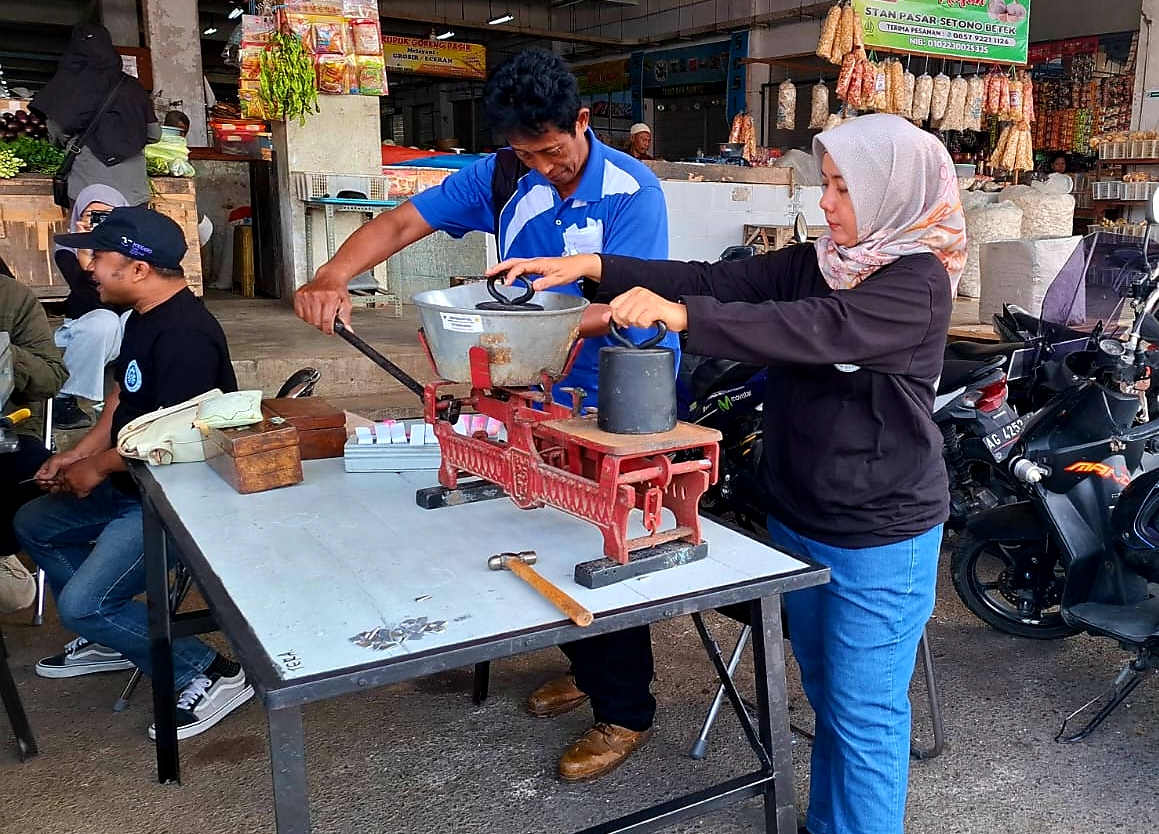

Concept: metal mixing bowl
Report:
left=412, top=283, right=588, bottom=386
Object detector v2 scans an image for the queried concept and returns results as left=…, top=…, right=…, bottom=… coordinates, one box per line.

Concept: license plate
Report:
left=983, top=416, right=1028, bottom=461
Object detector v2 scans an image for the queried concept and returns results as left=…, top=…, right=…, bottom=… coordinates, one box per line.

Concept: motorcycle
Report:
left=952, top=200, right=1159, bottom=647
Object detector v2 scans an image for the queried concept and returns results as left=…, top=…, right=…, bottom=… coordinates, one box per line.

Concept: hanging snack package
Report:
left=238, top=46, right=264, bottom=81
left=837, top=3, right=855, bottom=61
left=777, top=80, right=797, bottom=130
left=1003, top=78, right=1023, bottom=122
left=912, top=73, right=933, bottom=123
left=341, top=0, right=378, bottom=17
left=312, top=17, right=347, bottom=55
left=888, top=60, right=905, bottom=114
left=845, top=57, right=866, bottom=107
left=729, top=113, right=745, bottom=144
left=1021, top=73, right=1036, bottom=123
left=350, top=19, right=382, bottom=55
left=965, top=75, right=986, bottom=132
left=809, top=82, right=831, bottom=129
left=316, top=54, right=348, bottom=94
left=930, top=73, right=951, bottom=122
left=836, top=52, right=857, bottom=100
left=861, top=60, right=878, bottom=108
left=941, top=76, right=968, bottom=132
left=984, top=71, right=1002, bottom=115
left=357, top=55, right=386, bottom=96
left=282, top=13, right=316, bottom=51
left=900, top=70, right=916, bottom=121
left=869, top=64, right=888, bottom=111
left=816, top=3, right=840, bottom=62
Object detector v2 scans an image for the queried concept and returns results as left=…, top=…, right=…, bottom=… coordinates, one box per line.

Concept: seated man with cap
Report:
left=628, top=123, right=654, bottom=161
left=14, top=207, right=253, bottom=741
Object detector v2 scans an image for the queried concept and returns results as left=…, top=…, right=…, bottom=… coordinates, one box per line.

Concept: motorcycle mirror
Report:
left=719, top=245, right=757, bottom=262
left=1149, top=187, right=1159, bottom=226
left=793, top=213, right=809, bottom=244
left=1141, top=313, right=1159, bottom=344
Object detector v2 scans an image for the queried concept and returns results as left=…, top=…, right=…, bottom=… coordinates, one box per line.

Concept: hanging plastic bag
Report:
left=809, top=82, right=831, bottom=129
left=777, top=80, right=797, bottom=130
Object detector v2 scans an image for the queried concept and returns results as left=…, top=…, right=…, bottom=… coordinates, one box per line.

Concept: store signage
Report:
left=852, top=0, right=1032, bottom=65
left=641, top=40, right=730, bottom=95
left=381, top=36, right=486, bottom=80
left=576, top=59, right=629, bottom=95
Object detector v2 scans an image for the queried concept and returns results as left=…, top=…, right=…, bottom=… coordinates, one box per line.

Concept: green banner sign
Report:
left=852, top=0, right=1031, bottom=65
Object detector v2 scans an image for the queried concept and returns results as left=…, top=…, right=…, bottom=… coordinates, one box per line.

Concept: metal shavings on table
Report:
left=350, top=616, right=448, bottom=650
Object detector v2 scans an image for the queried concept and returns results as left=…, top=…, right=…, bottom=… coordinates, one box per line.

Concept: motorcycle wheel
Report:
left=950, top=533, right=1080, bottom=640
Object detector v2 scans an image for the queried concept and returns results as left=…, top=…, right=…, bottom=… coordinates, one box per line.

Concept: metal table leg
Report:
left=269, top=705, right=311, bottom=834
left=750, top=596, right=797, bottom=834
left=0, top=625, right=37, bottom=761
left=144, top=496, right=180, bottom=783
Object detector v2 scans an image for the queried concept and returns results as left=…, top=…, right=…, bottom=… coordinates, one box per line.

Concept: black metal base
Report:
left=0, top=626, right=37, bottom=762
left=575, top=541, right=709, bottom=589
left=415, top=479, right=506, bottom=509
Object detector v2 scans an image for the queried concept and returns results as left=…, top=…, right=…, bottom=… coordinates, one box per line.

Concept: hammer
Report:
left=487, top=551, right=594, bottom=627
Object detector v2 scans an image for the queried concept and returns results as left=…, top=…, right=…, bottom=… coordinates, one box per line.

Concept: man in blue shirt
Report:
left=296, top=48, right=674, bottom=783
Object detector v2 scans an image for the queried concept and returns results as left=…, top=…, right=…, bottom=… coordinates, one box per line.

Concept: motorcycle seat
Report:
left=938, top=357, right=1006, bottom=395
left=944, top=340, right=1025, bottom=362
left=1067, top=592, right=1159, bottom=645
left=688, top=358, right=763, bottom=402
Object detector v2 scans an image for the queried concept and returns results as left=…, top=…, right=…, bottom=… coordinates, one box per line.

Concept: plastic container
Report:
left=1123, top=181, right=1159, bottom=202
left=1092, top=181, right=1123, bottom=201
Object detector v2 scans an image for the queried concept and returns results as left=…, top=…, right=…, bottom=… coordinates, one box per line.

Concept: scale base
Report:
left=415, top=479, right=506, bottom=509
left=575, top=540, right=709, bottom=589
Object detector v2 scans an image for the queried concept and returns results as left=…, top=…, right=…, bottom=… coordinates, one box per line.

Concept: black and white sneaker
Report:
left=36, top=637, right=136, bottom=678
left=148, top=663, right=254, bottom=741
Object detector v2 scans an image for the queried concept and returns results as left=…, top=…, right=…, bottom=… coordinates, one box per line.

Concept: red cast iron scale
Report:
left=417, top=334, right=722, bottom=568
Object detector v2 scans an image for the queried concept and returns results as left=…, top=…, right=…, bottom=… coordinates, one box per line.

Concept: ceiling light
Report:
left=203, top=25, right=218, bottom=35
left=488, top=14, right=515, bottom=24
left=434, top=30, right=455, bottom=40
left=228, top=6, right=243, bottom=20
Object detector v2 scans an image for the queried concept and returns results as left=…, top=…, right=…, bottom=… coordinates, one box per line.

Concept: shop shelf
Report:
left=1092, top=181, right=1124, bottom=200
left=1123, top=181, right=1159, bottom=201
left=293, top=171, right=389, bottom=203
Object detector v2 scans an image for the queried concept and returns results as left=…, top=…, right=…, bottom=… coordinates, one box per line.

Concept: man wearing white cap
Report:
left=628, top=123, right=654, bottom=160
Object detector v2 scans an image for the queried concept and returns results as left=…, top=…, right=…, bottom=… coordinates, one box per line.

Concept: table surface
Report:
left=143, top=460, right=815, bottom=691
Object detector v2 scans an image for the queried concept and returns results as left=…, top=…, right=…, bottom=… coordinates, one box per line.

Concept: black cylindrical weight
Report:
left=597, top=342, right=677, bottom=435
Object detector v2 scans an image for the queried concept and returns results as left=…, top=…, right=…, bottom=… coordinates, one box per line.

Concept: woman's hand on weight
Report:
left=486, top=254, right=601, bottom=291
left=609, top=287, right=687, bottom=334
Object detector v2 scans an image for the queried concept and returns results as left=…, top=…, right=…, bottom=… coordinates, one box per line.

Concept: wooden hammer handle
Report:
left=507, top=559, right=594, bottom=627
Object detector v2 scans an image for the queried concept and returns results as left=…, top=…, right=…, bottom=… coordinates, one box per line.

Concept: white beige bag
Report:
left=116, top=389, right=221, bottom=465
left=116, top=389, right=265, bottom=465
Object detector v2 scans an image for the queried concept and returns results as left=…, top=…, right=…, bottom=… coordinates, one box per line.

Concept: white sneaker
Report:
left=148, top=668, right=254, bottom=741
left=36, top=637, right=136, bottom=678
left=0, top=554, right=36, bottom=614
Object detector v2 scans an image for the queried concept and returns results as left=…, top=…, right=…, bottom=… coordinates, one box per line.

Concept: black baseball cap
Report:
left=54, top=205, right=186, bottom=270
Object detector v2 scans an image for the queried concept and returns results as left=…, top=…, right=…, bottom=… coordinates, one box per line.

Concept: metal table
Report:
left=132, top=459, right=827, bottom=834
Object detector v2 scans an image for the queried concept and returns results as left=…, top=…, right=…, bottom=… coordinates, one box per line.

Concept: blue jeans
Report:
left=13, top=482, right=215, bottom=689
left=767, top=515, right=941, bottom=834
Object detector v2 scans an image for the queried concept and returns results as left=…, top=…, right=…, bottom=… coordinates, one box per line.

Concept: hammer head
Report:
left=487, top=551, right=538, bottom=570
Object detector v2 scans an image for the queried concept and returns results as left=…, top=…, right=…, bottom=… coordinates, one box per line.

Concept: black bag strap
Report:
left=490, top=147, right=527, bottom=239
left=57, top=75, right=126, bottom=176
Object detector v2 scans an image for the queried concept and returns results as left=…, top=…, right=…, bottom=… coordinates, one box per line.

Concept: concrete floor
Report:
left=1, top=544, right=1157, bottom=834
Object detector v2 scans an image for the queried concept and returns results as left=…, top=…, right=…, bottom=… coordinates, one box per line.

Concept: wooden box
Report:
left=204, top=420, right=303, bottom=494
left=261, top=398, right=347, bottom=460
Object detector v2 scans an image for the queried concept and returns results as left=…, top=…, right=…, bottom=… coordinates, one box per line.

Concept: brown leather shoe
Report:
left=527, top=674, right=589, bottom=718
left=557, top=722, right=653, bottom=783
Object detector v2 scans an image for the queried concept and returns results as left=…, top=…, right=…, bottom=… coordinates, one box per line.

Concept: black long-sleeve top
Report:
left=597, top=244, right=951, bottom=548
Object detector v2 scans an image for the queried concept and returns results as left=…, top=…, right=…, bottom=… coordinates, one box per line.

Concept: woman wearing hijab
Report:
left=50, top=184, right=132, bottom=429
left=490, top=114, right=965, bottom=834
left=31, top=23, right=159, bottom=207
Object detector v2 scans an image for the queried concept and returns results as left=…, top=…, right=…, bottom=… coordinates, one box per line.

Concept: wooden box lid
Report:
left=206, top=419, right=299, bottom=458
left=261, top=398, right=346, bottom=431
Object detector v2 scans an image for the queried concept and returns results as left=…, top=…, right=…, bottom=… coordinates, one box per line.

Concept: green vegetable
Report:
left=0, top=146, right=26, bottom=178
left=0, top=136, right=65, bottom=174
left=258, top=32, right=320, bottom=126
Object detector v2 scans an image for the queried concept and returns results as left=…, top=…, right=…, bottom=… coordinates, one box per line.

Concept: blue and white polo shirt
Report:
left=410, top=129, right=676, bottom=407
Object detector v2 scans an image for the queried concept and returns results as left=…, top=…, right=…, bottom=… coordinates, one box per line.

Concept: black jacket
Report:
left=597, top=244, right=951, bottom=548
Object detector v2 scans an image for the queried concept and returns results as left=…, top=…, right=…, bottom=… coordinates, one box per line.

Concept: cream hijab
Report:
left=812, top=114, right=966, bottom=294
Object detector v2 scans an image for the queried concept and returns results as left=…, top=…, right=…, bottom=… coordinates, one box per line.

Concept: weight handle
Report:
left=486, top=275, right=535, bottom=307
left=333, top=317, right=426, bottom=399
left=609, top=321, right=669, bottom=350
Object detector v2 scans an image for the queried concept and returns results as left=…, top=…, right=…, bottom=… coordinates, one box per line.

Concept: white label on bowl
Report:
left=440, top=312, right=484, bottom=333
